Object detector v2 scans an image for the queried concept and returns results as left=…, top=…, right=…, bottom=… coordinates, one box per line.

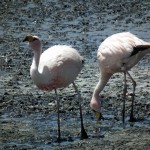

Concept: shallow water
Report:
left=0, top=0, right=150, bottom=149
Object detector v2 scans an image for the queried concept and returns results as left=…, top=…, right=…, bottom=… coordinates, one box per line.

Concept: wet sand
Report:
left=0, top=0, right=150, bottom=149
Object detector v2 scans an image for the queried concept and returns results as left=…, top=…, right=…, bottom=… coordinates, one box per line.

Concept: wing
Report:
left=130, top=45, right=150, bottom=56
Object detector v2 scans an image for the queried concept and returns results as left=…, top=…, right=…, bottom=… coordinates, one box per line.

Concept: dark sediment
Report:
left=0, top=0, right=150, bottom=149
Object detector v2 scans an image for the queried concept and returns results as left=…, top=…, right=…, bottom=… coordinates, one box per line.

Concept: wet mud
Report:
left=0, top=0, right=150, bottom=149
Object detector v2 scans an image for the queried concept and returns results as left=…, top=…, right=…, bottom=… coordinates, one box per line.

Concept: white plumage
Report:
left=30, top=45, right=83, bottom=90
left=23, top=35, right=88, bottom=142
left=90, top=32, right=150, bottom=124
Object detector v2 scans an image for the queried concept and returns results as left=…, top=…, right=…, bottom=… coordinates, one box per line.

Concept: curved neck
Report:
left=30, top=48, right=42, bottom=82
left=90, top=73, right=111, bottom=112
left=32, top=50, right=41, bottom=69
left=93, top=73, right=111, bottom=98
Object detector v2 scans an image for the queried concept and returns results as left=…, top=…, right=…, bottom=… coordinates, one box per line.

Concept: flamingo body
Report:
left=30, top=45, right=83, bottom=91
left=98, top=32, right=150, bottom=75
left=23, top=35, right=88, bottom=141
left=91, top=32, right=150, bottom=122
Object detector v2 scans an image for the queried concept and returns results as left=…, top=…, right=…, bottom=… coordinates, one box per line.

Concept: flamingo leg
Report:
left=123, top=72, right=127, bottom=126
left=126, top=72, right=137, bottom=122
left=72, top=82, right=88, bottom=139
left=54, top=89, right=61, bottom=142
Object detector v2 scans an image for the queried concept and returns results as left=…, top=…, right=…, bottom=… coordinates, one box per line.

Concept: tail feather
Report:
left=131, top=45, right=150, bottom=56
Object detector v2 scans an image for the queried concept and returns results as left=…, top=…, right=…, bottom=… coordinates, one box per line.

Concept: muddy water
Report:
left=0, top=0, right=150, bottom=149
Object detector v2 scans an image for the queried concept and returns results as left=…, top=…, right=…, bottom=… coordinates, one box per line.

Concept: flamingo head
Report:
left=90, top=95, right=104, bottom=120
left=23, top=35, right=42, bottom=51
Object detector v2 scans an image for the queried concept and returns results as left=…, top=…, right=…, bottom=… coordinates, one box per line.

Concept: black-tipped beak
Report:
left=23, top=37, right=27, bottom=42
left=92, top=110, right=104, bottom=121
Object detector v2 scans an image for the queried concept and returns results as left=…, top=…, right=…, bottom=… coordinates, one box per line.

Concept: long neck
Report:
left=93, top=74, right=111, bottom=98
left=90, top=73, right=111, bottom=112
left=32, top=50, right=41, bottom=69
left=30, top=48, right=42, bottom=82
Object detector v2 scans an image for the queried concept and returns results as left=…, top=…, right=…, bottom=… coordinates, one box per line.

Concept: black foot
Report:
left=56, top=137, right=61, bottom=143
left=129, top=115, right=137, bottom=122
left=80, top=128, right=88, bottom=140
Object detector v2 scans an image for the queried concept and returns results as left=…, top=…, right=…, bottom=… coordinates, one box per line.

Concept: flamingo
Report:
left=23, top=35, right=88, bottom=142
left=90, top=32, right=150, bottom=125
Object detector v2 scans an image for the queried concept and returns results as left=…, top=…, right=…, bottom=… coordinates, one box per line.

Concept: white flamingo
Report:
left=90, top=32, right=150, bottom=124
left=23, top=35, right=88, bottom=142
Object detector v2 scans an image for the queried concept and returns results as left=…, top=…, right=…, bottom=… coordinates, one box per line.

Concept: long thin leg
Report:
left=72, top=82, right=88, bottom=139
left=123, top=72, right=127, bottom=127
left=127, top=72, right=137, bottom=122
left=54, top=89, right=61, bottom=142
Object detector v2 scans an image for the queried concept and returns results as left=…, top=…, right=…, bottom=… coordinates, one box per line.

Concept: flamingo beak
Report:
left=23, top=37, right=28, bottom=42
left=23, top=35, right=34, bottom=42
left=93, top=111, right=104, bottom=120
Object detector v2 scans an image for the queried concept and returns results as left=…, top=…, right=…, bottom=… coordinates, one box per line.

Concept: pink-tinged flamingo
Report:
left=90, top=32, right=150, bottom=124
left=23, top=35, right=88, bottom=142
